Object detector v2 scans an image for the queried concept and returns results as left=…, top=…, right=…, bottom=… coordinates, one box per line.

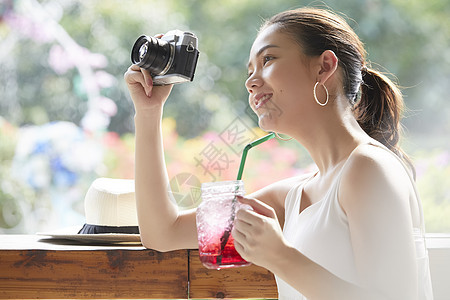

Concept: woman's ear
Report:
left=317, top=50, right=339, bottom=84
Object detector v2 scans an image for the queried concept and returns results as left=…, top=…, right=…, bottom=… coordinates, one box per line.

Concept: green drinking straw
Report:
left=217, top=132, right=276, bottom=264
left=236, top=132, right=275, bottom=180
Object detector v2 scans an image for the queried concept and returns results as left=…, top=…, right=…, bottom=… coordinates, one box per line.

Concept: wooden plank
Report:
left=188, top=250, right=278, bottom=299
left=1, top=235, right=449, bottom=299
left=0, top=236, right=188, bottom=299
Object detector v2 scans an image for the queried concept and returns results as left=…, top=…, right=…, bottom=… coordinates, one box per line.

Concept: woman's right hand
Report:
left=124, top=64, right=173, bottom=113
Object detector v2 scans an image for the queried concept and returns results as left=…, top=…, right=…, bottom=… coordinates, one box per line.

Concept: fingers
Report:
left=232, top=220, right=250, bottom=261
left=235, top=205, right=274, bottom=242
left=232, top=222, right=247, bottom=241
left=125, top=65, right=153, bottom=97
left=129, top=64, right=141, bottom=72
left=128, top=64, right=153, bottom=87
left=237, top=196, right=277, bottom=219
left=236, top=208, right=264, bottom=225
left=233, top=237, right=248, bottom=261
left=233, top=240, right=250, bottom=262
left=234, top=217, right=252, bottom=234
left=233, top=196, right=286, bottom=269
left=141, top=68, right=153, bottom=87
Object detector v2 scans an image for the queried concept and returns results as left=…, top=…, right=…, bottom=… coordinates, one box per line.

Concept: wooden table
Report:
left=2, top=235, right=449, bottom=299
left=0, top=235, right=277, bottom=299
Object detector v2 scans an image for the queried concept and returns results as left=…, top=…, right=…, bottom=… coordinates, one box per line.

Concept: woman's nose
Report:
left=245, top=73, right=263, bottom=94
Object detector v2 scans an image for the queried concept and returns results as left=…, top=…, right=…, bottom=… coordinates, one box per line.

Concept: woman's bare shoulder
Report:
left=339, top=144, right=413, bottom=211
left=344, top=144, right=410, bottom=182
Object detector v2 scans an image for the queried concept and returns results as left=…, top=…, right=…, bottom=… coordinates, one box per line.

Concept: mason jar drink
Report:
left=196, top=180, right=251, bottom=269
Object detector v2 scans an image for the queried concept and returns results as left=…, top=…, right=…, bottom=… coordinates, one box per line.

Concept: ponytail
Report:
left=355, top=67, right=416, bottom=178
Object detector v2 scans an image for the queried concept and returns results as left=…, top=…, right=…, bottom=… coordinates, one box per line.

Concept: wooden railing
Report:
left=1, top=234, right=449, bottom=299
left=0, top=235, right=277, bottom=299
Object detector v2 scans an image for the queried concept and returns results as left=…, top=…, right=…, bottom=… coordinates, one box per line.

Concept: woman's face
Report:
left=246, top=24, right=317, bottom=133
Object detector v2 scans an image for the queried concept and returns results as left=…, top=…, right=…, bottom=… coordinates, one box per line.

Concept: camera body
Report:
left=131, top=30, right=200, bottom=85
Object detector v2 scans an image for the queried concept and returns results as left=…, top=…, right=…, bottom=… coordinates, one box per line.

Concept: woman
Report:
left=124, top=7, right=432, bottom=300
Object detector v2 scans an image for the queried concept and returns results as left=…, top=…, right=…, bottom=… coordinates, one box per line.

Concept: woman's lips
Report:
left=255, top=93, right=273, bottom=109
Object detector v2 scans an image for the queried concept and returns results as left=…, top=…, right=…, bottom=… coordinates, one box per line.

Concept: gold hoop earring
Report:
left=274, top=132, right=293, bottom=141
left=313, top=82, right=329, bottom=106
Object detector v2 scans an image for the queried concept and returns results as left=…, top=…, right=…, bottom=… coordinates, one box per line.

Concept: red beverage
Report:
left=199, top=235, right=250, bottom=269
left=196, top=180, right=251, bottom=269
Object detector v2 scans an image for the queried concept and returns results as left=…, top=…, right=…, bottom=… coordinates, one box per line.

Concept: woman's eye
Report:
left=263, top=55, right=275, bottom=65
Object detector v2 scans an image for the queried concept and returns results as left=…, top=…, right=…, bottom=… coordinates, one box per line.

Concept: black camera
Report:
left=131, top=30, right=200, bottom=85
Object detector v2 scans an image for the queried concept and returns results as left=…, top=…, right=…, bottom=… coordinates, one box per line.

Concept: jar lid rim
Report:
left=201, top=180, right=244, bottom=189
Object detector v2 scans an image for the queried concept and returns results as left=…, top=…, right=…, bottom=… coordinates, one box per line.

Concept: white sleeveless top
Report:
left=275, top=143, right=433, bottom=300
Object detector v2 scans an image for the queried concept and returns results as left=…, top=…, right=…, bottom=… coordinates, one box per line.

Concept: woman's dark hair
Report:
left=263, top=7, right=415, bottom=177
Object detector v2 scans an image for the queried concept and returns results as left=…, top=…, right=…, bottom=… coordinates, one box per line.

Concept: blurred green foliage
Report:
left=1, top=0, right=449, bottom=136
left=0, top=0, right=449, bottom=232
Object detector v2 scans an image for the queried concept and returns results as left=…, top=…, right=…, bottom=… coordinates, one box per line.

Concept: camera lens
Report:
left=131, top=35, right=172, bottom=75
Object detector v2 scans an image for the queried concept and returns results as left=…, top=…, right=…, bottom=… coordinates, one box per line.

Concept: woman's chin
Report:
left=258, top=114, right=275, bottom=131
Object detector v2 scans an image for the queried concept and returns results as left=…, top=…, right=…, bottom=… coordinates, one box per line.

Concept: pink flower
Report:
left=48, top=44, right=74, bottom=74
left=4, top=12, right=53, bottom=43
left=95, top=70, right=117, bottom=88
left=98, top=96, right=117, bottom=117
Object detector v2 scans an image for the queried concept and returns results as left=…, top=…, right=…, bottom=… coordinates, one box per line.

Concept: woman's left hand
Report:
left=232, top=196, right=288, bottom=270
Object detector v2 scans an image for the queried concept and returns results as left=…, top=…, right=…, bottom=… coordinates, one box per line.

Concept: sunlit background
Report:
left=0, top=0, right=449, bottom=234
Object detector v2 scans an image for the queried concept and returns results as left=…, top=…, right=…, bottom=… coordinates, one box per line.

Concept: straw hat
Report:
left=38, top=178, right=141, bottom=244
